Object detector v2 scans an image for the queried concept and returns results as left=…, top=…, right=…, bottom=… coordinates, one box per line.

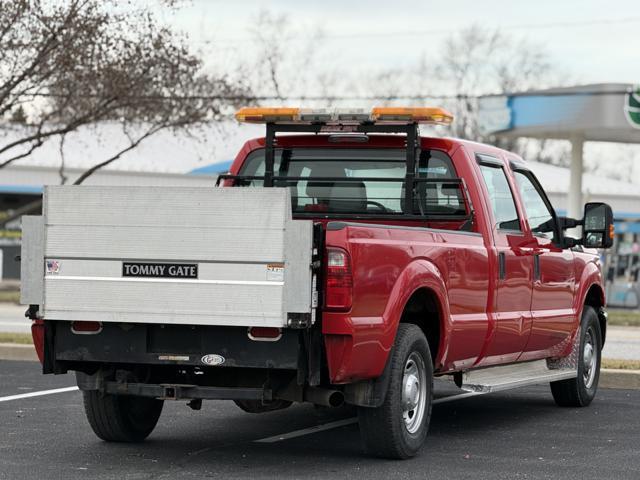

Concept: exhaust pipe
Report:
left=304, top=387, right=344, bottom=408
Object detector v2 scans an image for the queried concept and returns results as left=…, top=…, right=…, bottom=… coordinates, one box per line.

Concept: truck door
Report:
left=476, top=155, right=534, bottom=364
left=511, top=168, right=576, bottom=355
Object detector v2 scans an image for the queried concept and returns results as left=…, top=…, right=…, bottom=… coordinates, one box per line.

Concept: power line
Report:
left=10, top=89, right=638, bottom=102
left=195, top=16, right=640, bottom=44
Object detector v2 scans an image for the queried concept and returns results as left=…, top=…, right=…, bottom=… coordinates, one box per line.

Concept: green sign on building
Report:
left=625, top=85, right=640, bottom=128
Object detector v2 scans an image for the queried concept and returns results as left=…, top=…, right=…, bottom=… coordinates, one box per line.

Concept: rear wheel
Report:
left=357, top=324, right=433, bottom=459
left=550, top=305, right=602, bottom=407
left=83, top=391, right=164, bottom=442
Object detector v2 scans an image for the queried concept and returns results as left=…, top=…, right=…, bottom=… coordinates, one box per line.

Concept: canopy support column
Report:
left=568, top=136, right=584, bottom=220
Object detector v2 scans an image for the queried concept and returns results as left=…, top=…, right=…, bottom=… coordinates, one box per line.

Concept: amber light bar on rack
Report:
left=234, top=106, right=454, bottom=126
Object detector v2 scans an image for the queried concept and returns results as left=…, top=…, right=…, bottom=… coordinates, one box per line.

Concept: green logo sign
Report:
left=624, top=85, right=640, bottom=128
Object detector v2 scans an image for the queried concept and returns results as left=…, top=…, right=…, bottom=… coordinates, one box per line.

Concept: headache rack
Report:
left=216, top=121, right=474, bottom=223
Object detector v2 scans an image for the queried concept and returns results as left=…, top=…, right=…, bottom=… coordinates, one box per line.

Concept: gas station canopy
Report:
left=479, top=83, right=640, bottom=142
left=479, top=83, right=640, bottom=218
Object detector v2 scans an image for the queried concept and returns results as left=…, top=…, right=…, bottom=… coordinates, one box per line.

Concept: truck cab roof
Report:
left=230, top=134, right=524, bottom=175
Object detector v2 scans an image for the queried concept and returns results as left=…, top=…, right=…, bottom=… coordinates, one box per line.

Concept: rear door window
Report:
left=416, top=150, right=465, bottom=215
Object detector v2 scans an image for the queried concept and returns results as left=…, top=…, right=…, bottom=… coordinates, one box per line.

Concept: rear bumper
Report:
left=48, top=321, right=301, bottom=370
left=102, top=381, right=271, bottom=401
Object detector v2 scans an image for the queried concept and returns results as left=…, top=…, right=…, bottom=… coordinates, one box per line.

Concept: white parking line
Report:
left=0, top=386, right=79, bottom=403
left=254, top=417, right=358, bottom=443
left=432, top=391, right=484, bottom=404
left=254, top=391, right=485, bottom=443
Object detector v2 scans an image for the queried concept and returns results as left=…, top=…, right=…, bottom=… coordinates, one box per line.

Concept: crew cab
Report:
left=20, top=106, right=614, bottom=459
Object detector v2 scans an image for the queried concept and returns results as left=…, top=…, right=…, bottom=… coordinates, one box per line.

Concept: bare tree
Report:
left=0, top=0, right=250, bottom=178
left=246, top=9, right=330, bottom=103
left=431, top=25, right=555, bottom=148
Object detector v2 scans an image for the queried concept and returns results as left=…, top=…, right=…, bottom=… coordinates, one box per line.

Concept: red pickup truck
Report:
left=22, top=107, right=614, bottom=459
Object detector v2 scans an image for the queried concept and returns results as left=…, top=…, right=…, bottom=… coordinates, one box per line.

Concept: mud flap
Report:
left=343, top=350, right=393, bottom=407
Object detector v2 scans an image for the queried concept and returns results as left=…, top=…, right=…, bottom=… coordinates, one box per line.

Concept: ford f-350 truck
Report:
left=20, top=106, right=614, bottom=459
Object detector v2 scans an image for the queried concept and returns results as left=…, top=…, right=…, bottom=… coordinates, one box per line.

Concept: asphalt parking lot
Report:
left=1, top=360, right=639, bottom=480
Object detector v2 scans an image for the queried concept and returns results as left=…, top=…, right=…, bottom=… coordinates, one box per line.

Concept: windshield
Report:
left=237, top=148, right=463, bottom=216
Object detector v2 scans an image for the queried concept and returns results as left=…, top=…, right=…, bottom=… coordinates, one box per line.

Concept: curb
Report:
left=0, top=343, right=38, bottom=362
left=0, top=346, right=639, bottom=390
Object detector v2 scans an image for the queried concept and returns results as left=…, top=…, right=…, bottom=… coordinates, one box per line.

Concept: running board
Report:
left=460, top=360, right=577, bottom=393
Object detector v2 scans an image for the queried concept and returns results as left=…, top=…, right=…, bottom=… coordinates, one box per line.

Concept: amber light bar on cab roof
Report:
left=234, top=107, right=454, bottom=126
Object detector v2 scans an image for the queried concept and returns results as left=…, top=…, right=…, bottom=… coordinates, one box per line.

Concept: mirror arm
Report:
left=558, top=217, right=582, bottom=230
left=562, top=236, right=580, bottom=249
left=556, top=217, right=584, bottom=249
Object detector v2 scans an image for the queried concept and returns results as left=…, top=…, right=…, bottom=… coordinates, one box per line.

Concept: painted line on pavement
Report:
left=433, top=391, right=485, bottom=404
left=0, top=386, right=79, bottom=403
left=253, top=391, right=483, bottom=444
left=254, top=417, right=358, bottom=443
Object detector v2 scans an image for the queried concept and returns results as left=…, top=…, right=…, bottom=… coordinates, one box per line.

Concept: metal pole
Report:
left=568, top=136, right=584, bottom=237
left=264, top=123, right=275, bottom=187
left=568, top=136, right=584, bottom=219
left=403, top=124, right=418, bottom=214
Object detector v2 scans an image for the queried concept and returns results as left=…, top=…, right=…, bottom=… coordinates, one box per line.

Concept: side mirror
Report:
left=582, top=202, right=614, bottom=249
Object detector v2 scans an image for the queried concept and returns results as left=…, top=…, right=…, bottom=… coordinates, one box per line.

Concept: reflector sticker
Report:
left=266, top=263, right=285, bottom=282
left=45, top=260, right=60, bottom=274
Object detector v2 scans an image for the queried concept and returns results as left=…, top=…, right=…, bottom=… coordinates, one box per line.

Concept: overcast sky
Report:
left=163, top=0, right=640, bottom=86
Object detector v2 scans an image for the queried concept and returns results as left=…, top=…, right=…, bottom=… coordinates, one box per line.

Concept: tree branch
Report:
left=0, top=137, right=45, bottom=168
left=72, top=125, right=164, bottom=185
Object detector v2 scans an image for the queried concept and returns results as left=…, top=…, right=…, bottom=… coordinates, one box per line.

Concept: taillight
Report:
left=71, top=321, right=103, bottom=335
left=325, top=248, right=353, bottom=311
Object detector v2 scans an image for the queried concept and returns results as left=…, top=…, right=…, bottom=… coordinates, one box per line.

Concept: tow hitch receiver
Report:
left=104, top=382, right=273, bottom=402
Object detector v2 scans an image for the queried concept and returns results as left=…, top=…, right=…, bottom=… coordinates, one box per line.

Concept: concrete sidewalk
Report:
left=603, top=325, right=640, bottom=360
left=0, top=303, right=29, bottom=333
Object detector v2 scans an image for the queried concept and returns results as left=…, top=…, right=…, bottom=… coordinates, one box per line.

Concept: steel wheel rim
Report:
left=582, top=327, right=598, bottom=389
left=402, top=352, right=427, bottom=434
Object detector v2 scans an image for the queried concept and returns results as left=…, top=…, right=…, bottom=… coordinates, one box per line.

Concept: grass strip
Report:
left=606, top=309, right=640, bottom=327
left=0, top=290, right=20, bottom=304
left=0, top=332, right=32, bottom=345
left=602, top=358, right=640, bottom=371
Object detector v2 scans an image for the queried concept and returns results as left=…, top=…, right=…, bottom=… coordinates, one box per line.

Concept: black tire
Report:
left=83, top=391, right=164, bottom=442
left=233, top=399, right=292, bottom=413
left=550, top=305, right=602, bottom=407
left=357, top=324, right=433, bottom=459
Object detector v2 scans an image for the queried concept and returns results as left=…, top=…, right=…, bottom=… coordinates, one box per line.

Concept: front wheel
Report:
left=83, top=391, right=164, bottom=442
left=357, top=324, right=433, bottom=459
left=550, top=305, right=602, bottom=407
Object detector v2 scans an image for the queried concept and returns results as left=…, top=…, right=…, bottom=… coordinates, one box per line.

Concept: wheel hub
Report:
left=401, top=353, right=428, bottom=434
left=403, top=374, right=420, bottom=410
left=582, top=328, right=598, bottom=389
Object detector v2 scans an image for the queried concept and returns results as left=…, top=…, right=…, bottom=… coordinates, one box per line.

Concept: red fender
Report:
left=554, top=256, right=604, bottom=358
left=323, top=259, right=449, bottom=383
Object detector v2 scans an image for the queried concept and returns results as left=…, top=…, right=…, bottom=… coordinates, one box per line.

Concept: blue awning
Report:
left=188, top=161, right=233, bottom=175
left=0, top=185, right=43, bottom=195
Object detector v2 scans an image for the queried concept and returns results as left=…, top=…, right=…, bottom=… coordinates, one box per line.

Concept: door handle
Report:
left=515, top=247, right=548, bottom=255
left=534, top=253, right=541, bottom=281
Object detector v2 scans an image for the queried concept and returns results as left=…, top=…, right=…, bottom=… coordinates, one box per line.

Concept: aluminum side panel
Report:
left=284, top=220, right=313, bottom=313
left=20, top=216, right=44, bottom=305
